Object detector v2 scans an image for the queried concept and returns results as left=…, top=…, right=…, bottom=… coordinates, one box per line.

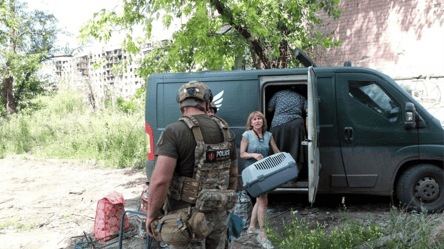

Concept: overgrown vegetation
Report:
left=266, top=206, right=444, bottom=249
left=1, top=0, right=75, bottom=115
left=0, top=86, right=148, bottom=168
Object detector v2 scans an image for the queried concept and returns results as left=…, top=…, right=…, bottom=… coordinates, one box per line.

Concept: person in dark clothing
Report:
left=146, top=81, right=238, bottom=249
left=267, top=87, right=308, bottom=171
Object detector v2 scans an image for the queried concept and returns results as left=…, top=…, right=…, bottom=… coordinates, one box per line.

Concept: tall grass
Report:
left=266, top=206, right=444, bottom=249
left=267, top=211, right=383, bottom=249
left=0, top=87, right=148, bottom=168
left=381, top=207, right=443, bottom=249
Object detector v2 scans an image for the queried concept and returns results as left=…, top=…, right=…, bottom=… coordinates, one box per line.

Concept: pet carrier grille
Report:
left=254, top=153, right=286, bottom=170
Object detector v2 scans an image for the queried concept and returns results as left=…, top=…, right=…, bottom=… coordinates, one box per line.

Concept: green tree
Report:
left=0, top=0, right=70, bottom=114
left=79, top=0, right=341, bottom=76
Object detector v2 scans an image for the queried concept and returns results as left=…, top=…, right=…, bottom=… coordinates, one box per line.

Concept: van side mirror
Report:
left=404, top=102, right=416, bottom=130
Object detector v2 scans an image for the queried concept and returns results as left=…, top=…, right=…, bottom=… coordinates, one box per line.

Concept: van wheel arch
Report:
left=396, top=163, right=444, bottom=212
left=393, top=160, right=442, bottom=194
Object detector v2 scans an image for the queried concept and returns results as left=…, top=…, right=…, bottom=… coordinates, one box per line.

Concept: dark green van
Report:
left=144, top=64, right=444, bottom=212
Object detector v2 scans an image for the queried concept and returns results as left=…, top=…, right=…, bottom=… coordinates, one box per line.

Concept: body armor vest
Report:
left=169, top=115, right=233, bottom=204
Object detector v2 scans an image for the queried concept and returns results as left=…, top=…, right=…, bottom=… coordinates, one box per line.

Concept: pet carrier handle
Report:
left=118, top=210, right=151, bottom=249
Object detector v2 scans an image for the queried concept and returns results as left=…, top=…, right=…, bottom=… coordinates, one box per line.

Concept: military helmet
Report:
left=176, top=81, right=213, bottom=103
left=176, top=81, right=213, bottom=111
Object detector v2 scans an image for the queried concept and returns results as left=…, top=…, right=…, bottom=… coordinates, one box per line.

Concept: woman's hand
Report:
left=253, top=153, right=264, bottom=161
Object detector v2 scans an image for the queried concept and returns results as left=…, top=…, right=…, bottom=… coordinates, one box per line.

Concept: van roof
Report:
left=150, top=66, right=387, bottom=82
left=147, top=66, right=432, bottom=123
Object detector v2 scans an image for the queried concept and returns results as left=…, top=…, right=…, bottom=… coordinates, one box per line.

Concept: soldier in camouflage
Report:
left=146, top=81, right=238, bottom=249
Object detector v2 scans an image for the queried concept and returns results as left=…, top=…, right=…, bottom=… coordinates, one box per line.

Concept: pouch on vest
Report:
left=150, top=207, right=210, bottom=245
left=195, top=189, right=238, bottom=212
left=188, top=210, right=211, bottom=240
left=150, top=211, right=191, bottom=245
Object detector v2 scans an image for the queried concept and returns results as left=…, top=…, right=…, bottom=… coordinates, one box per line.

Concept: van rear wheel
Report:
left=397, top=164, right=444, bottom=212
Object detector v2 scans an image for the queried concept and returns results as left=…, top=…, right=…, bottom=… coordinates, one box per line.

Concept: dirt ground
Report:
left=0, top=157, right=147, bottom=249
left=0, top=157, right=438, bottom=249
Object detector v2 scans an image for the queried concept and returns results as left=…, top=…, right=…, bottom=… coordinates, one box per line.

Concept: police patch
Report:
left=206, top=149, right=230, bottom=162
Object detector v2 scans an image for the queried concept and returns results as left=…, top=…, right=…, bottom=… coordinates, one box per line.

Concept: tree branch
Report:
left=210, top=0, right=272, bottom=69
left=46, top=54, right=74, bottom=59
left=44, top=43, right=85, bottom=61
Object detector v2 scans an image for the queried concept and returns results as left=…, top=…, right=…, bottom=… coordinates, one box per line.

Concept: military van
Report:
left=144, top=60, right=444, bottom=212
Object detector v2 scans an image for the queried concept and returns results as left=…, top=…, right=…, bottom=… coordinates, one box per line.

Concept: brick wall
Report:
left=315, top=0, right=444, bottom=123
left=317, top=0, right=444, bottom=79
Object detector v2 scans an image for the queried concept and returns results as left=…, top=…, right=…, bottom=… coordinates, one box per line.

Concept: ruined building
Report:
left=52, top=41, right=163, bottom=104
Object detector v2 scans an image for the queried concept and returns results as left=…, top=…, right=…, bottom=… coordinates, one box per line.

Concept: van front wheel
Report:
left=397, top=164, right=444, bottom=212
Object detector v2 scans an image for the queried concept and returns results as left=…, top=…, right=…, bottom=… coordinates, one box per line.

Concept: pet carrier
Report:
left=242, top=152, right=298, bottom=197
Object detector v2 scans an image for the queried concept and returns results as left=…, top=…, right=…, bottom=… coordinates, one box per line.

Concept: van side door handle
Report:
left=344, top=127, right=354, bottom=143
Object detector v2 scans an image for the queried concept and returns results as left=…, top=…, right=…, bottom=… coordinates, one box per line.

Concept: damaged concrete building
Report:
left=51, top=41, right=165, bottom=105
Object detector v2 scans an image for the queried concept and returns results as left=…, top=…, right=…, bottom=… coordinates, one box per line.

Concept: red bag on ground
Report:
left=94, top=191, right=131, bottom=241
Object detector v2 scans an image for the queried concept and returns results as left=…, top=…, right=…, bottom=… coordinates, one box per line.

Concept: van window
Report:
left=348, top=81, right=400, bottom=123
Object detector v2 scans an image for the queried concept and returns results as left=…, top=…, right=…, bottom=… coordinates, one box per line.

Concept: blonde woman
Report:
left=240, top=111, right=279, bottom=249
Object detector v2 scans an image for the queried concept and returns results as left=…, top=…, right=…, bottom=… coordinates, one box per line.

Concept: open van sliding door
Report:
left=306, top=66, right=321, bottom=204
left=259, top=68, right=320, bottom=204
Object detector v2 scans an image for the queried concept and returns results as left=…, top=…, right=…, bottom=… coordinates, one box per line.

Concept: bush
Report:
left=116, top=96, right=138, bottom=113
left=0, top=88, right=148, bottom=168
left=115, top=85, right=146, bottom=114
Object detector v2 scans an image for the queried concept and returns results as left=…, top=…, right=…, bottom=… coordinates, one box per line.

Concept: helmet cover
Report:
left=176, top=81, right=213, bottom=104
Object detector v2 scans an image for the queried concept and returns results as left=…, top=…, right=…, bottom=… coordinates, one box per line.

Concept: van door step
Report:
left=279, top=181, right=308, bottom=188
